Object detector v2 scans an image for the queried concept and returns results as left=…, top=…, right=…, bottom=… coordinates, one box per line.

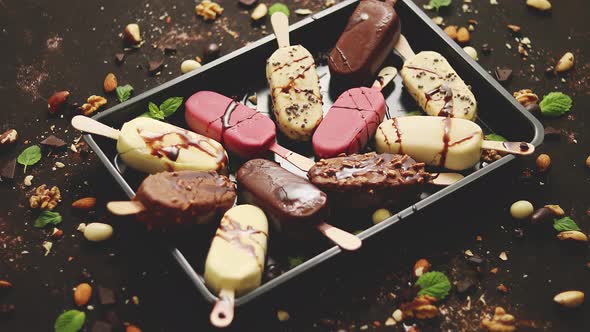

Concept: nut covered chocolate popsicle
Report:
left=328, top=0, right=401, bottom=85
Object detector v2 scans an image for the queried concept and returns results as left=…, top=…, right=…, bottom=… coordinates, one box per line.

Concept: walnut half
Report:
left=195, top=0, right=224, bottom=20
left=481, top=307, right=516, bottom=332
left=401, top=295, right=438, bottom=320
left=29, top=185, right=61, bottom=210
left=79, top=95, right=107, bottom=116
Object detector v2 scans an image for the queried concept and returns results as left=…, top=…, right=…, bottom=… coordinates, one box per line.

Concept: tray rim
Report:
left=83, top=0, right=544, bottom=308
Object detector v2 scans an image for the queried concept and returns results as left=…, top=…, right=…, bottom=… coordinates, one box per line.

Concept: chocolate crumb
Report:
left=40, top=135, right=66, bottom=148
left=0, top=158, right=16, bottom=181
left=97, top=286, right=116, bottom=305
left=494, top=67, right=512, bottom=82
left=114, top=53, right=125, bottom=64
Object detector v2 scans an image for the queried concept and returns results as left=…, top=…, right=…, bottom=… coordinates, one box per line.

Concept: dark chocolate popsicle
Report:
left=328, top=0, right=401, bottom=85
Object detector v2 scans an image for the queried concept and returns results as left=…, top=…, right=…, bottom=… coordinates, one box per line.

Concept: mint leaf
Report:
left=553, top=217, right=581, bottom=232
left=539, top=92, right=572, bottom=117
left=287, top=256, right=304, bottom=268
left=54, top=310, right=85, bottom=332
left=34, top=211, right=62, bottom=228
left=269, top=3, right=290, bottom=16
left=416, top=271, right=451, bottom=300
left=148, top=102, right=165, bottom=120
left=17, top=145, right=42, bottom=173
left=485, top=133, right=507, bottom=142
left=159, top=97, right=184, bottom=117
left=429, top=0, right=452, bottom=11
left=116, top=84, right=134, bottom=103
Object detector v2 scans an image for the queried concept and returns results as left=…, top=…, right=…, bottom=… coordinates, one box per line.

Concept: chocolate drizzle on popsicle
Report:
left=424, top=84, right=454, bottom=117
left=438, top=118, right=480, bottom=167
left=216, top=216, right=267, bottom=270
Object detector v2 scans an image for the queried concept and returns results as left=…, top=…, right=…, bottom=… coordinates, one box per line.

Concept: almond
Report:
left=457, top=27, right=470, bottom=43
left=554, top=290, right=584, bottom=308
left=103, top=73, right=118, bottom=93
left=124, top=23, right=142, bottom=44
left=0, top=280, right=13, bottom=289
left=413, top=259, right=431, bottom=278
left=126, top=325, right=142, bottom=332
left=72, top=197, right=97, bottom=210
left=48, top=91, right=70, bottom=114
left=443, top=25, right=458, bottom=40
left=74, top=283, right=92, bottom=306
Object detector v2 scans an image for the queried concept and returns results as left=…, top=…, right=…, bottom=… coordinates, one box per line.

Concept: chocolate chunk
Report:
left=91, top=320, right=113, bottom=332
left=148, top=58, right=164, bottom=74
left=494, top=67, right=512, bottom=82
left=0, top=158, right=16, bottom=181
left=544, top=126, right=561, bottom=139
left=114, top=53, right=125, bottom=64
left=239, top=0, right=258, bottom=7
left=97, top=286, right=116, bottom=305
left=0, top=303, right=15, bottom=317
left=40, top=135, right=66, bottom=148
left=203, top=43, right=220, bottom=62
left=481, top=43, right=492, bottom=55
left=163, top=44, right=177, bottom=54
left=104, top=309, right=119, bottom=326
left=456, top=278, right=475, bottom=293
left=466, top=255, right=484, bottom=265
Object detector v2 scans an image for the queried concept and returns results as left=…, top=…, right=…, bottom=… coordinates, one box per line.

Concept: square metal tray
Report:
left=84, top=0, right=543, bottom=307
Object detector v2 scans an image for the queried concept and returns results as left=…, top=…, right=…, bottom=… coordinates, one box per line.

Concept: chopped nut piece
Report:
left=555, top=52, right=574, bottom=73
left=497, top=284, right=509, bottom=293
left=481, top=307, right=516, bottom=332
left=276, top=310, right=290, bottom=321
left=554, top=290, right=585, bottom=308
left=23, top=175, right=34, bottom=186
left=498, top=251, right=508, bottom=261
left=29, top=184, right=61, bottom=210
left=295, top=8, right=312, bottom=15
left=124, top=24, right=142, bottom=44
left=55, top=161, right=65, bottom=168
left=195, top=0, right=224, bottom=20
left=513, top=89, right=539, bottom=107
left=506, top=24, right=521, bottom=33
left=443, top=25, right=458, bottom=40
left=51, top=228, right=64, bottom=239
left=79, top=95, right=107, bottom=116
left=42, top=241, right=53, bottom=256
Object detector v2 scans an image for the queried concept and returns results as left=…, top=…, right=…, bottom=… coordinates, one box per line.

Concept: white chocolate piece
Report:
left=401, top=51, right=477, bottom=121
left=375, top=116, right=483, bottom=171
left=204, top=205, right=268, bottom=297
left=266, top=45, right=323, bottom=141
left=116, top=117, right=227, bottom=174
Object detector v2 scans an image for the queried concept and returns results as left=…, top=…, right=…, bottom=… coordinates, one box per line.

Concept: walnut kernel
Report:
left=195, top=0, right=223, bottom=20
left=29, top=184, right=61, bottom=210
left=79, top=95, right=107, bottom=116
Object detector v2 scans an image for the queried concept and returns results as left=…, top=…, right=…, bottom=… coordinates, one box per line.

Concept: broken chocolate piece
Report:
left=494, top=67, right=512, bottom=82
left=97, top=286, right=116, bottom=305
left=466, top=255, right=484, bottom=265
left=148, top=58, right=164, bottom=74
left=544, top=126, right=561, bottom=139
left=104, top=309, right=119, bottom=326
left=456, top=278, right=475, bottom=293
left=114, top=52, right=125, bottom=64
left=0, top=158, right=16, bottom=181
left=40, top=135, right=66, bottom=148
left=90, top=320, right=113, bottom=332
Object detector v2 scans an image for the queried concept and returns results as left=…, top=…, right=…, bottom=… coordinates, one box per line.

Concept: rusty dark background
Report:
left=0, top=0, right=589, bottom=331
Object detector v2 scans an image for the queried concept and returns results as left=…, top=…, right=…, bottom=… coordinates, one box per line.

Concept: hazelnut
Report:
left=510, top=200, right=534, bottom=219
left=443, top=25, right=458, bottom=40
left=124, top=24, right=142, bottom=44
left=536, top=154, right=551, bottom=172
left=555, top=52, right=574, bottom=73
left=554, top=290, right=584, bottom=308
left=103, top=73, right=118, bottom=93
left=457, top=27, right=470, bottom=43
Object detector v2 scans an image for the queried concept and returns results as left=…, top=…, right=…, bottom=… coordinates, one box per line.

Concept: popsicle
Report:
left=237, top=159, right=361, bottom=251
left=312, top=67, right=397, bottom=159
left=185, top=91, right=315, bottom=171
left=106, top=171, right=237, bottom=227
left=375, top=116, right=535, bottom=171
left=71, top=116, right=228, bottom=174
left=267, top=12, right=323, bottom=141
left=206, top=204, right=268, bottom=328
left=394, top=35, right=477, bottom=121
left=328, top=0, right=401, bottom=85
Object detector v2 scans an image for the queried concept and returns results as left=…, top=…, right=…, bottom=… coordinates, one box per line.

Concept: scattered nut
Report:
left=79, top=95, right=107, bottom=116
left=496, top=284, right=509, bottom=293
left=506, top=24, right=521, bottom=33
left=83, top=222, right=113, bottom=242
left=499, top=251, right=508, bottom=261
left=463, top=46, right=478, bottom=60
left=72, top=197, right=97, bottom=210
left=0, top=129, right=18, bottom=148
left=510, top=200, right=534, bottom=219
left=481, top=307, right=516, bottom=332
left=431, top=16, right=444, bottom=25
left=557, top=230, right=588, bottom=242
left=23, top=175, right=33, bottom=186
left=413, top=259, right=431, bottom=278
left=384, top=317, right=396, bottom=326
left=196, top=0, right=224, bottom=20
left=48, top=91, right=70, bottom=114
left=74, top=283, right=93, bottom=307
left=457, top=27, right=470, bottom=43
left=372, top=208, right=392, bottom=224
left=180, top=60, right=202, bottom=74
left=77, top=223, right=87, bottom=232
left=526, top=0, right=552, bottom=11
left=124, top=24, right=142, bottom=44
left=401, top=295, right=438, bottom=320
left=0, top=280, right=13, bottom=289
left=103, top=73, right=118, bottom=93
left=392, top=309, right=403, bottom=322
left=29, top=185, right=61, bottom=210
left=443, top=25, right=458, bottom=40
left=42, top=241, right=53, bottom=256
left=251, top=3, right=268, bottom=21
left=531, top=204, right=565, bottom=223
left=555, top=52, right=574, bottom=73
left=554, top=290, right=584, bottom=308
left=126, top=325, right=142, bottom=332
left=586, top=155, right=590, bottom=169
left=51, top=228, right=64, bottom=239
left=513, top=89, right=539, bottom=107
left=536, top=154, right=551, bottom=172
left=295, top=8, right=312, bottom=15
left=276, top=309, right=290, bottom=322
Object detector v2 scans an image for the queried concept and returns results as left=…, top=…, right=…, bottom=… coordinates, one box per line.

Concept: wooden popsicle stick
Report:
left=269, top=142, right=316, bottom=172
left=393, top=34, right=415, bottom=60
left=430, top=173, right=464, bottom=186
left=371, top=66, right=398, bottom=90
left=316, top=222, right=362, bottom=251
left=271, top=12, right=290, bottom=48
left=481, top=141, right=535, bottom=155
left=71, top=115, right=120, bottom=140
left=210, top=289, right=235, bottom=328
left=107, top=201, right=145, bottom=215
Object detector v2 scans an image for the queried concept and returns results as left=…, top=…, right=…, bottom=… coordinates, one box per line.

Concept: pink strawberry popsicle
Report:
left=312, top=67, right=397, bottom=159
left=185, top=91, right=315, bottom=171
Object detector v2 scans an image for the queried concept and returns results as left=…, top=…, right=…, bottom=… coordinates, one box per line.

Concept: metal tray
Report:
left=84, top=0, right=543, bottom=307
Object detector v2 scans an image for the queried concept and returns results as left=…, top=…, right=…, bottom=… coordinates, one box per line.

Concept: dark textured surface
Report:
left=0, top=0, right=589, bottom=331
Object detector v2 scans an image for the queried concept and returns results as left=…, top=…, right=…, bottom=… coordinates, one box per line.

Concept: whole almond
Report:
left=554, top=290, right=584, bottom=308
left=0, top=129, right=18, bottom=148
left=443, top=25, right=458, bottom=40
left=251, top=3, right=268, bottom=21
left=103, top=73, right=118, bottom=93
left=126, top=325, right=142, bottom=332
left=536, top=154, right=551, bottom=172
left=557, top=231, right=588, bottom=242
left=0, top=280, right=13, bottom=289
left=48, top=91, right=70, bottom=114
left=457, top=27, right=470, bottom=43
left=413, top=259, right=431, bottom=278
left=555, top=52, right=574, bottom=73
left=72, top=197, right=97, bottom=210
left=526, top=0, right=552, bottom=11
left=124, top=24, right=142, bottom=44
left=74, top=283, right=92, bottom=306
